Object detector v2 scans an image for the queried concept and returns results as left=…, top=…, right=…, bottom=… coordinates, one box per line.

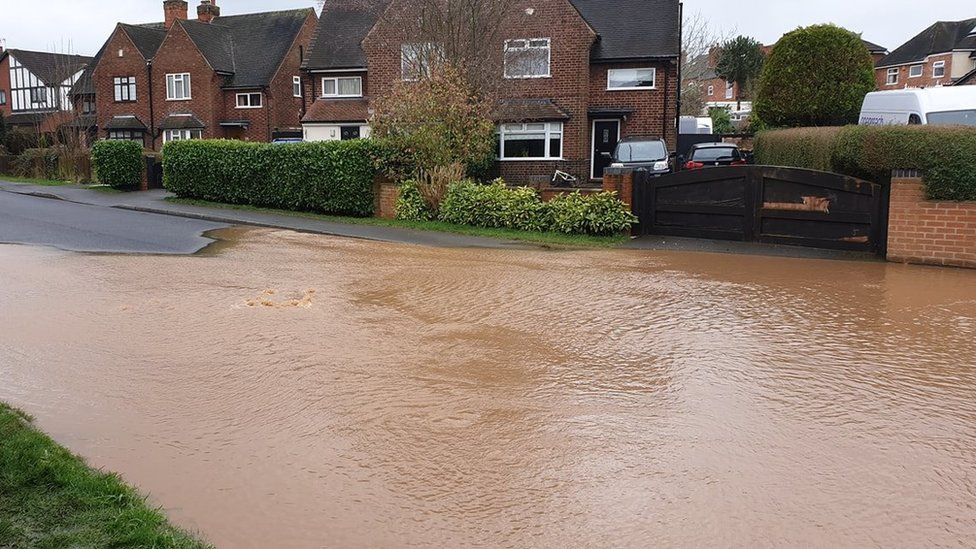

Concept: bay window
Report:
left=497, top=122, right=562, bottom=160
left=163, top=129, right=202, bottom=142
left=504, top=38, right=551, bottom=79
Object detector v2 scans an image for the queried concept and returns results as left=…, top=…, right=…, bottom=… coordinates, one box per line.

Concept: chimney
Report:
left=197, top=0, right=220, bottom=24
left=163, top=0, right=188, bottom=30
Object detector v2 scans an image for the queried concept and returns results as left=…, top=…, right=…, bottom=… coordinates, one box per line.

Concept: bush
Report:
left=395, top=180, right=436, bottom=221
left=754, top=125, right=976, bottom=200
left=439, top=180, right=553, bottom=232
left=755, top=25, right=876, bottom=127
left=164, top=139, right=380, bottom=216
left=709, top=107, right=735, bottom=135
left=91, top=140, right=143, bottom=189
left=548, top=191, right=639, bottom=236
left=14, top=148, right=60, bottom=179
left=3, top=127, right=39, bottom=156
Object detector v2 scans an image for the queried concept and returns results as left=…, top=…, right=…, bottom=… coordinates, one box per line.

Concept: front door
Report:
left=592, top=120, right=620, bottom=179
left=340, top=126, right=361, bottom=140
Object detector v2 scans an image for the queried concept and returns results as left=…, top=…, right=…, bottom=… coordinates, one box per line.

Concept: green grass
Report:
left=87, top=185, right=126, bottom=194
left=0, top=403, right=210, bottom=549
left=166, top=197, right=629, bottom=248
left=0, top=176, right=74, bottom=186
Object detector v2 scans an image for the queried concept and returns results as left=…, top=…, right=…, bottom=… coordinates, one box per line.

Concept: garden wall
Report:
left=887, top=171, right=976, bottom=269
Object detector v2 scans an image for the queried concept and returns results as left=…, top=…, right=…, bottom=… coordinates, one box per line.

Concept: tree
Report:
left=680, top=11, right=734, bottom=116
left=715, top=36, right=765, bottom=111
left=708, top=107, right=734, bottom=134
left=754, top=25, right=876, bottom=127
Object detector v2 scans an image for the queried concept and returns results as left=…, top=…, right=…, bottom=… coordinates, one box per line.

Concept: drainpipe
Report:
left=674, top=1, right=683, bottom=151
left=147, top=60, right=156, bottom=150
left=662, top=60, right=670, bottom=150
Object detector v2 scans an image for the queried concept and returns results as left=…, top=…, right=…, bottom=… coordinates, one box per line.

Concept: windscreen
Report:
left=691, top=147, right=739, bottom=162
left=926, top=110, right=976, bottom=127
left=615, top=141, right=667, bottom=162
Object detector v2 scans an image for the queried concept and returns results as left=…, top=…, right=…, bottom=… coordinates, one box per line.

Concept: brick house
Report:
left=300, top=0, right=680, bottom=185
left=85, top=0, right=316, bottom=150
left=876, top=18, right=976, bottom=89
left=0, top=47, right=92, bottom=134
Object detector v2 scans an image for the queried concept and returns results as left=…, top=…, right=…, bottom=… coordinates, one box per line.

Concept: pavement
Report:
left=0, top=180, right=878, bottom=261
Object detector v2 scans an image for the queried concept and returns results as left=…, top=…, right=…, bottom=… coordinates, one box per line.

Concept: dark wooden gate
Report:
left=145, top=155, right=164, bottom=189
left=632, top=166, right=889, bottom=254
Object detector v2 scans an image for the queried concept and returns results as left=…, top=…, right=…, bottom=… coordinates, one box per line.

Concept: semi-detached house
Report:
left=300, top=0, right=681, bottom=185
left=876, top=18, right=976, bottom=89
left=85, top=0, right=316, bottom=150
left=0, top=47, right=92, bottom=133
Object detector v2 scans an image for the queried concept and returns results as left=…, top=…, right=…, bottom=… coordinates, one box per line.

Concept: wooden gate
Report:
left=632, top=166, right=889, bottom=254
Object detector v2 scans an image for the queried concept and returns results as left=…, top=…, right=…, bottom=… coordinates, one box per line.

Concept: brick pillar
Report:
left=602, top=168, right=634, bottom=208
left=373, top=175, right=399, bottom=219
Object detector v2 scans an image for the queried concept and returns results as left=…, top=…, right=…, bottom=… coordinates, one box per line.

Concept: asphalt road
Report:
left=0, top=191, right=228, bottom=254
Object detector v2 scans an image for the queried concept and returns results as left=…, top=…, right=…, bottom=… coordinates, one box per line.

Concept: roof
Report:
left=158, top=114, right=206, bottom=129
left=569, top=0, right=680, bottom=60
left=179, top=8, right=314, bottom=88
left=861, top=38, right=887, bottom=54
left=304, top=0, right=389, bottom=70
left=302, top=98, right=371, bottom=123
left=72, top=23, right=166, bottom=97
left=878, top=18, right=976, bottom=67
left=2, top=49, right=92, bottom=86
left=493, top=99, right=570, bottom=121
left=953, top=67, right=976, bottom=86
left=104, top=115, right=148, bottom=130
left=2, top=112, right=52, bottom=126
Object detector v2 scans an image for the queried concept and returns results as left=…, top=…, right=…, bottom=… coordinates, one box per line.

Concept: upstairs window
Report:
left=497, top=122, right=562, bottom=160
left=293, top=76, right=302, bottom=98
left=321, top=76, right=362, bottom=97
left=933, top=61, right=946, bottom=78
left=401, top=43, right=440, bottom=81
left=166, top=73, right=191, bottom=100
left=607, top=68, right=656, bottom=90
left=82, top=99, right=94, bottom=114
left=504, top=38, right=551, bottom=79
left=886, top=68, right=899, bottom=85
left=707, top=85, right=714, bottom=97
left=113, top=76, right=136, bottom=102
left=30, top=87, right=47, bottom=105
left=909, top=65, right=923, bottom=78
left=725, top=81, right=734, bottom=99
left=236, top=92, right=263, bottom=108
left=0, top=90, right=6, bottom=105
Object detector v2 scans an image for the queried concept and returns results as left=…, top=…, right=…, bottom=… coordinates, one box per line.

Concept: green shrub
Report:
left=439, top=180, right=553, bottom=232
left=548, top=191, right=639, bottom=236
left=14, top=148, right=60, bottom=179
left=755, top=25, right=876, bottom=127
left=3, top=127, right=39, bottom=156
left=754, top=125, right=976, bottom=200
left=395, top=180, right=435, bottom=221
left=164, top=139, right=380, bottom=216
left=709, top=107, right=735, bottom=135
left=91, top=140, right=143, bottom=189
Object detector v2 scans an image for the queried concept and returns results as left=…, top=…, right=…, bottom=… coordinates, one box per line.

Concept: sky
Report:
left=0, top=0, right=973, bottom=56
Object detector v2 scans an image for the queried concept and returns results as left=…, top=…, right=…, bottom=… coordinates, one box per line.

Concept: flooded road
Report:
left=1, top=228, right=974, bottom=548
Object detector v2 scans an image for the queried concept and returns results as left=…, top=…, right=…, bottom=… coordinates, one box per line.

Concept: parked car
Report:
left=608, top=137, right=672, bottom=175
left=271, top=138, right=304, bottom=144
left=682, top=143, right=747, bottom=170
left=859, top=87, right=976, bottom=127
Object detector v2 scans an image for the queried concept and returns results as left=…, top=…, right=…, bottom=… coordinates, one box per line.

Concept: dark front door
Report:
left=592, top=120, right=620, bottom=179
left=340, top=126, right=361, bottom=140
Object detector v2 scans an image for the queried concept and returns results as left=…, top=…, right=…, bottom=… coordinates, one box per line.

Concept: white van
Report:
left=679, top=116, right=714, bottom=135
left=859, top=87, right=976, bottom=127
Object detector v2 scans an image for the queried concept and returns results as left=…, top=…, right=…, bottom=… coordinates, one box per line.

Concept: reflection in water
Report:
left=0, top=228, right=974, bottom=548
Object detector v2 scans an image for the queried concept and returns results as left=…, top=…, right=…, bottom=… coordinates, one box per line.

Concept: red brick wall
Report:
left=0, top=54, right=11, bottom=117
left=268, top=11, right=317, bottom=134
left=220, top=90, right=270, bottom=142
left=306, top=71, right=370, bottom=113
left=589, top=60, right=678, bottom=146
left=876, top=53, right=954, bottom=89
left=93, top=27, right=154, bottom=146
left=887, top=175, right=976, bottom=269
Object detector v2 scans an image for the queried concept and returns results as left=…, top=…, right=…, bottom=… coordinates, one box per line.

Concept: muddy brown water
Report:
left=1, top=228, right=975, bottom=548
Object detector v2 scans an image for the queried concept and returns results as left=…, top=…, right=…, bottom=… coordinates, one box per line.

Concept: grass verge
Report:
left=0, top=176, right=74, bottom=186
left=166, top=197, right=629, bottom=248
left=0, top=403, right=209, bottom=548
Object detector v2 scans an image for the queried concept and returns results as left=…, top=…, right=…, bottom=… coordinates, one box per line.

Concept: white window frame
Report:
left=320, top=76, right=363, bottom=98
left=725, top=81, right=734, bottom=99
left=401, top=43, right=440, bottom=81
left=166, top=73, right=192, bottom=101
left=909, top=65, right=923, bottom=78
left=707, top=85, right=714, bottom=97
left=163, top=129, right=203, bottom=142
left=933, top=61, right=946, bottom=78
left=886, top=68, right=899, bottom=85
left=107, top=130, right=143, bottom=143
left=496, top=122, right=563, bottom=161
left=293, top=76, right=302, bottom=98
left=113, top=76, right=137, bottom=102
left=606, top=68, right=656, bottom=91
left=504, top=38, right=552, bottom=79
left=0, top=90, right=6, bottom=106
left=235, top=92, right=263, bottom=109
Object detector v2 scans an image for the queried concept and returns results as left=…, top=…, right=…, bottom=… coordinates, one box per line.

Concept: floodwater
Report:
left=1, top=228, right=975, bottom=548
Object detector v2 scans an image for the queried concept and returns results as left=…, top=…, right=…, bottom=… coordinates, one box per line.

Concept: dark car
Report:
left=608, top=137, right=672, bottom=175
left=682, top=143, right=747, bottom=170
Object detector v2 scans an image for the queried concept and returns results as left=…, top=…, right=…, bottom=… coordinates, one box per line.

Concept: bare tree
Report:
left=680, top=10, right=734, bottom=116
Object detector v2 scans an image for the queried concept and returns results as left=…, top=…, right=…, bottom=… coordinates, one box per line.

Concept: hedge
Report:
left=399, top=180, right=637, bottom=236
left=91, top=140, right=143, bottom=189
left=163, top=139, right=380, bottom=216
left=754, top=125, right=976, bottom=201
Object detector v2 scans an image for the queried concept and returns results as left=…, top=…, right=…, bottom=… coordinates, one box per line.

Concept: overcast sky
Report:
left=0, top=0, right=973, bottom=55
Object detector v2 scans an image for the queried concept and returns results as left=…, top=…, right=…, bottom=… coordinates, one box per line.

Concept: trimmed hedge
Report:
left=754, top=125, right=976, bottom=201
left=92, top=140, right=143, bottom=189
left=163, top=139, right=380, bottom=216
left=400, top=180, right=636, bottom=236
